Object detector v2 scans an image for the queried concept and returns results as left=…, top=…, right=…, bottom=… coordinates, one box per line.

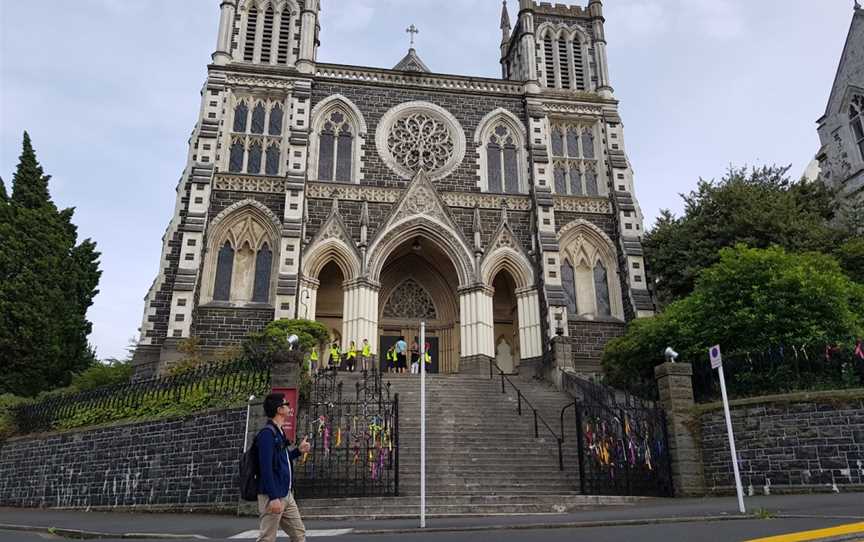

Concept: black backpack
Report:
left=239, top=425, right=280, bottom=502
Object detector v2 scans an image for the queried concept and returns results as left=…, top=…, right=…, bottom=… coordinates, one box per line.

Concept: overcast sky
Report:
left=0, top=0, right=854, bottom=360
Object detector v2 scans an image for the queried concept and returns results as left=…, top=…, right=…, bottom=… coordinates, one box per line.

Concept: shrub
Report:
left=243, top=319, right=329, bottom=362
left=70, top=360, right=133, bottom=391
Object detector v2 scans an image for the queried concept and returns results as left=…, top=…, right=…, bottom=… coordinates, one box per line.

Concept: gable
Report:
left=825, top=9, right=864, bottom=118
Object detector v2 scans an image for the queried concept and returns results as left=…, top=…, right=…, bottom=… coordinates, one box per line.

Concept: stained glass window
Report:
left=318, top=123, right=335, bottom=181
left=562, top=260, right=577, bottom=316
left=251, top=103, right=266, bottom=134
left=554, top=165, right=567, bottom=195
left=566, top=128, right=580, bottom=158
left=233, top=103, right=248, bottom=133
left=269, top=103, right=283, bottom=135
left=252, top=243, right=272, bottom=303
left=581, top=129, right=595, bottom=159
left=214, top=241, right=234, bottom=301
left=229, top=141, right=245, bottom=173
left=487, top=139, right=503, bottom=193
left=335, top=124, right=353, bottom=181
left=569, top=166, right=582, bottom=195
left=247, top=141, right=262, bottom=174
left=265, top=144, right=280, bottom=176
left=594, top=262, right=611, bottom=317
left=586, top=170, right=599, bottom=196
left=551, top=128, right=564, bottom=157
left=503, top=143, right=519, bottom=194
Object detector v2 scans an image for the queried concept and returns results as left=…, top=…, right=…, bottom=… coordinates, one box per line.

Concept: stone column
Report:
left=459, top=286, right=494, bottom=372
left=516, top=287, right=542, bottom=359
left=296, top=0, right=320, bottom=74
left=341, top=279, right=379, bottom=353
left=654, top=362, right=706, bottom=497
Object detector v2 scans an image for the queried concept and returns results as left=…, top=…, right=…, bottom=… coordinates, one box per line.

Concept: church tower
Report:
left=134, top=0, right=653, bottom=378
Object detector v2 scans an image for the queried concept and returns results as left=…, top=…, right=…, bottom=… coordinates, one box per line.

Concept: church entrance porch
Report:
left=377, top=237, right=459, bottom=373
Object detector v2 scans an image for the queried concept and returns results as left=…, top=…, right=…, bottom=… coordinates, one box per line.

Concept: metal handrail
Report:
left=488, top=359, right=565, bottom=470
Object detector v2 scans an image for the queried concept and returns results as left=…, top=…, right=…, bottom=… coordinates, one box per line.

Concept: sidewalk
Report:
left=1, top=493, right=862, bottom=539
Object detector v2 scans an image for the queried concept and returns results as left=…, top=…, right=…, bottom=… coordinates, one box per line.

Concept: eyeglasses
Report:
left=279, top=402, right=291, bottom=408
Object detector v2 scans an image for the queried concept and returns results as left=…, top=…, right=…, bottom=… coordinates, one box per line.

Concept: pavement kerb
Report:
left=1, top=514, right=763, bottom=540
left=0, top=523, right=207, bottom=540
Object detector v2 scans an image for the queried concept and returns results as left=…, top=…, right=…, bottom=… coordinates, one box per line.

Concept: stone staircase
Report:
left=294, top=371, right=644, bottom=520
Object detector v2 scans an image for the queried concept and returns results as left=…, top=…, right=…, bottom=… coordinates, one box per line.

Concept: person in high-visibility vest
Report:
left=346, top=341, right=358, bottom=372
left=424, top=342, right=432, bottom=367
left=309, top=346, right=319, bottom=374
left=361, top=339, right=372, bottom=373
left=329, top=342, right=342, bottom=370
left=385, top=344, right=397, bottom=373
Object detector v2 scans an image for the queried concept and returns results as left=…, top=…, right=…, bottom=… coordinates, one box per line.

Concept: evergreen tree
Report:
left=0, top=133, right=102, bottom=396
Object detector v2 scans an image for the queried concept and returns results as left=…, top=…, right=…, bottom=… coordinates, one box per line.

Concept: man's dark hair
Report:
left=264, top=392, right=286, bottom=418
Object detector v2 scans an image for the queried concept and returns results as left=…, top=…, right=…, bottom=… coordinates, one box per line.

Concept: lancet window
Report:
left=476, top=111, right=527, bottom=194
left=851, top=95, right=864, bottom=160
left=310, top=99, right=365, bottom=183
left=236, top=1, right=298, bottom=66
left=538, top=25, right=589, bottom=91
left=229, top=98, right=285, bottom=176
left=209, top=211, right=277, bottom=305
left=559, top=223, right=623, bottom=320
left=549, top=122, right=600, bottom=196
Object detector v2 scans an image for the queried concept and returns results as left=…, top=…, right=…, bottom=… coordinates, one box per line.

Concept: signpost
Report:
left=710, top=345, right=746, bottom=514
left=420, top=321, right=427, bottom=528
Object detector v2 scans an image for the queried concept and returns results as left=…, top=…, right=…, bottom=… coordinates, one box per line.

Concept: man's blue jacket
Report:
left=257, top=421, right=302, bottom=501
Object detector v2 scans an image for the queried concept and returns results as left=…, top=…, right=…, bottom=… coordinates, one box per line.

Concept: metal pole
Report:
left=420, top=321, right=427, bottom=529
left=243, top=395, right=255, bottom=452
left=719, top=364, right=746, bottom=514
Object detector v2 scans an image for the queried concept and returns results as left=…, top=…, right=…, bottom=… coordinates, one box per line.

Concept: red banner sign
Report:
left=271, top=387, right=298, bottom=443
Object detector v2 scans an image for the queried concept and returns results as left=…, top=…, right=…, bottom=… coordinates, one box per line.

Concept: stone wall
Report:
left=700, top=394, right=864, bottom=494
left=193, top=306, right=274, bottom=350
left=0, top=408, right=247, bottom=509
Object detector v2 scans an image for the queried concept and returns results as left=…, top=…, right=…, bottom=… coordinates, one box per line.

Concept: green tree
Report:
left=0, top=133, right=102, bottom=396
left=644, top=166, right=845, bottom=306
left=836, top=237, right=864, bottom=284
left=603, top=245, right=864, bottom=397
left=243, top=319, right=330, bottom=362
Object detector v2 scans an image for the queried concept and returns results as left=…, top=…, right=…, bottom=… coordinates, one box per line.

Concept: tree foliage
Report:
left=603, top=245, right=864, bottom=398
left=0, top=133, right=102, bottom=396
left=644, top=166, right=849, bottom=306
left=243, top=319, right=330, bottom=362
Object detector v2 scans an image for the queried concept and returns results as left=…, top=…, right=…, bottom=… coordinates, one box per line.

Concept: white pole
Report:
left=718, top=365, right=746, bottom=514
left=420, top=321, right=427, bottom=529
left=243, top=395, right=256, bottom=452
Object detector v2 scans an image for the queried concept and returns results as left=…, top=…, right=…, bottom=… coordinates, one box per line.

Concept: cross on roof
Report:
left=406, top=24, right=419, bottom=48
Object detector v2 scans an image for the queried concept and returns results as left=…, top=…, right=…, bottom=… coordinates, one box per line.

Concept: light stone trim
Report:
left=213, top=173, right=287, bottom=193
left=553, top=195, right=612, bottom=214
left=376, top=101, right=466, bottom=181
left=542, top=102, right=605, bottom=116
left=516, top=288, right=543, bottom=359
left=305, top=182, right=532, bottom=210
left=226, top=74, right=295, bottom=90
left=460, top=288, right=495, bottom=358
left=315, top=64, right=524, bottom=95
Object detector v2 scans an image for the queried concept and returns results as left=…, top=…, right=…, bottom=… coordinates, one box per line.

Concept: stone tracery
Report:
left=383, top=279, right=438, bottom=319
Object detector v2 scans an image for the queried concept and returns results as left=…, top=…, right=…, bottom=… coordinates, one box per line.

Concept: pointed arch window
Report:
left=566, top=127, right=580, bottom=157
left=251, top=103, right=266, bottom=134
left=485, top=124, right=521, bottom=194
left=214, top=241, right=235, bottom=301
left=581, top=129, right=595, bottom=159
left=233, top=103, right=249, bottom=133
left=851, top=96, right=864, bottom=160
left=269, top=103, right=283, bottom=135
left=543, top=36, right=555, bottom=88
left=252, top=242, right=273, bottom=303
left=247, top=141, right=263, bottom=174
left=243, top=7, right=258, bottom=62
left=229, top=140, right=245, bottom=173
left=265, top=143, right=280, bottom=176
left=316, top=110, right=354, bottom=182
left=594, top=262, right=611, bottom=317
left=569, top=165, right=582, bottom=195
left=557, top=39, right=571, bottom=88
left=585, top=170, right=599, bottom=196
left=554, top=165, right=567, bottom=195
left=539, top=28, right=588, bottom=91
left=260, top=6, right=275, bottom=63
left=562, top=259, right=577, bottom=316
left=277, top=10, right=292, bottom=64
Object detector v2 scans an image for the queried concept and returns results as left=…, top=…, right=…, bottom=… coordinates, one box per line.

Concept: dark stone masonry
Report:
left=0, top=408, right=247, bottom=509
left=700, top=397, right=864, bottom=494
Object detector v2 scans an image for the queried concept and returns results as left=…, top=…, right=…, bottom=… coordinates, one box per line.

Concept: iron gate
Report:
left=293, top=368, right=399, bottom=498
left=569, top=377, right=674, bottom=497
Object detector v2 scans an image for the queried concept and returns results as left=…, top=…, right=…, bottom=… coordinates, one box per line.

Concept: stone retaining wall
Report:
left=0, top=407, right=247, bottom=509
left=700, top=394, right=864, bottom=495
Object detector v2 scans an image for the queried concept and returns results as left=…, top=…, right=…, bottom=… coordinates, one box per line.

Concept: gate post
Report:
left=654, top=362, right=705, bottom=497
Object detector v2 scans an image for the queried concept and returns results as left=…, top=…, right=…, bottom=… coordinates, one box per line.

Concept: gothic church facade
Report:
left=133, top=0, right=654, bottom=377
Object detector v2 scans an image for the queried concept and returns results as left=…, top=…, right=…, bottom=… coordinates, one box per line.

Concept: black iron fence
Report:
left=15, top=358, right=271, bottom=434
left=692, top=342, right=864, bottom=403
left=294, top=368, right=399, bottom=498
left=566, top=375, right=674, bottom=497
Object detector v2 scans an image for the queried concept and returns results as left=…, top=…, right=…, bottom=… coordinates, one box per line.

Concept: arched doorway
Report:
left=315, top=261, right=344, bottom=352
left=492, top=270, right=520, bottom=374
left=377, top=237, right=460, bottom=373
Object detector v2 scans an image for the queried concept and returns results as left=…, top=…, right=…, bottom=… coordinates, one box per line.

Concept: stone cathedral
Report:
left=132, top=0, right=655, bottom=378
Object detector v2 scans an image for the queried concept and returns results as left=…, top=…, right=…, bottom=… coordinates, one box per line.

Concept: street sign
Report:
left=710, top=344, right=722, bottom=369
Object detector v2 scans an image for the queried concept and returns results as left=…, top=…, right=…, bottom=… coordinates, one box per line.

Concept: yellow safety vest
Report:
left=310, top=349, right=319, bottom=361
left=330, top=347, right=341, bottom=362
left=347, top=345, right=357, bottom=359
left=425, top=351, right=432, bottom=364
left=387, top=350, right=396, bottom=361
left=362, top=343, right=371, bottom=357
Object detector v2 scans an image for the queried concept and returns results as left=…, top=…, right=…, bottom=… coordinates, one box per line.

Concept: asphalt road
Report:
left=2, top=518, right=864, bottom=542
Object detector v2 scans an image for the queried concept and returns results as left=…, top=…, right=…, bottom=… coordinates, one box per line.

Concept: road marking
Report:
left=744, top=521, right=864, bottom=542
left=230, top=529, right=354, bottom=538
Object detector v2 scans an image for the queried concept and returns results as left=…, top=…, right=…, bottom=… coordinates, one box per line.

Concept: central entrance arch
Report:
left=377, top=237, right=461, bottom=373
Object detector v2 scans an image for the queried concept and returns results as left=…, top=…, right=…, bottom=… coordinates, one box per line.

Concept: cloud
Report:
left=607, top=0, right=670, bottom=41
left=681, top=0, right=745, bottom=39
left=329, top=2, right=375, bottom=32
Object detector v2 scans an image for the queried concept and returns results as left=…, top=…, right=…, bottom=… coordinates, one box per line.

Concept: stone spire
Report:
left=500, top=1, right=511, bottom=39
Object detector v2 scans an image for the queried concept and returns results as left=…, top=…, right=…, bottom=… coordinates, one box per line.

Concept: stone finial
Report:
left=330, top=191, right=339, bottom=215
left=500, top=1, right=511, bottom=31
left=500, top=201, right=509, bottom=225
left=359, top=198, right=369, bottom=247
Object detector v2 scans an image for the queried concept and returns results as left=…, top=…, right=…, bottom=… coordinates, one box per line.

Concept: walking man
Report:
left=257, top=392, right=311, bottom=542
left=395, top=336, right=408, bottom=374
